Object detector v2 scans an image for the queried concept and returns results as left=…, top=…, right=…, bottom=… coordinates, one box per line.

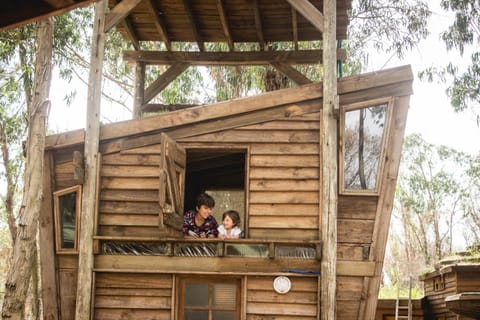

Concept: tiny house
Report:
left=40, top=65, right=413, bottom=319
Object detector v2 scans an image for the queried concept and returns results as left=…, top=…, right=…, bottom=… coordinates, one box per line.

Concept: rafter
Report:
left=123, top=49, right=347, bottom=65
left=217, top=0, right=234, bottom=51
left=291, top=7, right=299, bottom=50
left=144, top=63, right=191, bottom=103
left=286, top=0, right=324, bottom=33
left=110, top=0, right=139, bottom=49
left=271, top=62, right=312, bottom=85
left=146, top=0, right=171, bottom=51
left=105, top=0, right=142, bottom=32
left=252, top=0, right=266, bottom=51
left=183, top=0, right=205, bottom=51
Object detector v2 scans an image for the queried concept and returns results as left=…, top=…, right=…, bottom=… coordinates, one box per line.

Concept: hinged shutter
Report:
left=159, top=133, right=186, bottom=231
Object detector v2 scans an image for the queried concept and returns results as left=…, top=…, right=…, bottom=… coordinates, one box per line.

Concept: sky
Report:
left=48, top=3, right=480, bottom=156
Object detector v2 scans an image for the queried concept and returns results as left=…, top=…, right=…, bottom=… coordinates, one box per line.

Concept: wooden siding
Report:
left=94, top=273, right=173, bottom=320
left=180, top=114, right=322, bottom=241
left=246, top=276, right=318, bottom=319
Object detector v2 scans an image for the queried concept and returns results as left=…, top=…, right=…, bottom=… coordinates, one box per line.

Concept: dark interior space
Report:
left=184, top=149, right=246, bottom=212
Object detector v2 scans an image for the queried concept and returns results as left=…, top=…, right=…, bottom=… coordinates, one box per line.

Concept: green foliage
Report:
left=420, top=0, right=480, bottom=118
left=347, top=0, right=430, bottom=68
left=378, top=284, right=424, bottom=299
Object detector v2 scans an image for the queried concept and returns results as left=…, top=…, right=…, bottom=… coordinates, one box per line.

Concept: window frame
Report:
left=53, top=185, right=82, bottom=254
left=339, top=98, right=393, bottom=195
left=177, top=276, right=242, bottom=320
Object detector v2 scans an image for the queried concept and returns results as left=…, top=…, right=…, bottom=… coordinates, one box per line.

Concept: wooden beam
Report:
left=361, top=96, right=410, bottom=320
left=74, top=1, right=106, bottom=319
left=146, top=0, right=172, bottom=51
left=104, top=0, right=142, bottom=33
left=111, top=0, right=139, bottom=50
left=271, top=61, right=312, bottom=85
left=183, top=0, right=205, bottom=51
left=133, top=61, right=145, bottom=119
left=217, top=0, right=234, bottom=51
left=101, top=99, right=320, bottom=153
left=321, top=0, right=337, bottom=319
left=144, top=63, right=190, bottom=103
left=252, top=0, right=266, bottom=50
left=286, top=0, right=324, bottom=33
left=141, top=103, right=201, bottom=113
left=123, top=49, right=347, bottom=65
left=291, top=7, right=299, bottom=50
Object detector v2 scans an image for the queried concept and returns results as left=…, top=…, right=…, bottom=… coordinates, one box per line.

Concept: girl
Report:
left=218, top=210, right=242, bottom=239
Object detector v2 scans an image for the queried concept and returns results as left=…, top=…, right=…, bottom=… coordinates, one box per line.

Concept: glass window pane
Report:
left=59, top=192, right=77, bottom=249
left=344, top=104, right=387, bottom=190
left=213, top=284, right=236, bottom=308
left=213, top=311, right=236, bottom=320
left=185, top=310, right=208, bottom=320
left=185, top=283, right=209, bottom=306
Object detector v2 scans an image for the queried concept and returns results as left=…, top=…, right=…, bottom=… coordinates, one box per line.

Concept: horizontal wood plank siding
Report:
left=246, top=276, right=318, bottom=319
left=98, top=143, right=163, bottom=238
left=179, top=114, right=321, bottom=240
left=94, top=273, right=172, bottom=320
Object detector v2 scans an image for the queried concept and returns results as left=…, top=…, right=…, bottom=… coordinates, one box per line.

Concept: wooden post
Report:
left=74, top=1, right=106, bottom=319
left=133, top=61, right=145, bottom=119
left=321, top=0, right=338, bottom=319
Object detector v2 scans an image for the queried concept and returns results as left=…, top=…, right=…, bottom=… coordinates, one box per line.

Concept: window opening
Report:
left=341, top=101, right=390, bottom=193
left=53, top=185, right=81, bottom=253
left=179, top=277, right=241, bottom=320
left=184, top=149, right=246, bottom=235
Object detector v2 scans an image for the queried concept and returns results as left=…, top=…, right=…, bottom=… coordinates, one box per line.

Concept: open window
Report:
left=340, top=99, right=391, bottom=194
left=53, top=185, right=82, bottom=253
left=184, top=148, right=246, bottom=234
left=178, top=276, right=241, bottom=320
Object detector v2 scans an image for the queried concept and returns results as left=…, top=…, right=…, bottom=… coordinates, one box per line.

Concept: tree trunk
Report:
left=1, top=17, right=53, bottom=320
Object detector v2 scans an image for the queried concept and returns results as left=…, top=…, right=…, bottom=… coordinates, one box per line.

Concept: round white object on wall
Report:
left=273, top=276, right=291, bottom=294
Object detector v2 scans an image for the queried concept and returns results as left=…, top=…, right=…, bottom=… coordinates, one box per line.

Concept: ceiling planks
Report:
left=104, top=0, right=142, bottom=32
left=145, top=0, right=172, bottom=50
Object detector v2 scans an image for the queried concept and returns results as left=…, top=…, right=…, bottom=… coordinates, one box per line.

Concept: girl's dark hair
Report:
left=222, top=210, right=240, bottom=227
left=196, top=193, right=215, bottom=209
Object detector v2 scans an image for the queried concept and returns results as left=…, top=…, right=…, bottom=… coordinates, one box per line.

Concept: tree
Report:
left=420, top=0, right=480, bottom=121
left=1, top=17, right=53, bottom=320
left=384, top=134, right=477, bottom=293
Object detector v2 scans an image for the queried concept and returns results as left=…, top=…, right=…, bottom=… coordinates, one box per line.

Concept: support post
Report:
left=133, top=61, right=145, bottom=119
left=74, top=1, right=106, bottom=319
left=321, top=0, right=338, bottom=319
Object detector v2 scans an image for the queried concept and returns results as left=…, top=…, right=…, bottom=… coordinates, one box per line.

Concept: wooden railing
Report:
left=93, top=236, right=322, bottom=260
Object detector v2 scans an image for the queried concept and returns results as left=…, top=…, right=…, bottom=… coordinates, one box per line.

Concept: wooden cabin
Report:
left=420, top=256, right=480, bottom=320
left=40, top=65, right=413, bottom=320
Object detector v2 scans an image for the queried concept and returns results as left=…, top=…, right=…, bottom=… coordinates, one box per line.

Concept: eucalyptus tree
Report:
left=384, top=134, right=478, bottom=292
left=420, top=0, right=480, bottom=121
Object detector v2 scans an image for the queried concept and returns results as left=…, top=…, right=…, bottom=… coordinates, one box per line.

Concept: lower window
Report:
left=178, top=277, right=241, bottom=320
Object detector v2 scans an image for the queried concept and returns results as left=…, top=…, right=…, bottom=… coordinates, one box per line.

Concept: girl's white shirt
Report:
left=217, top=225, right=242, bottom=238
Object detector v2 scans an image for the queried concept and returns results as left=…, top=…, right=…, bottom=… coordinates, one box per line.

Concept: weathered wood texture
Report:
left=94, top=273, right=173, bottom=320
left=421, top=265, right=480, bottom=320
left=246, top=276, right=318, bottom=319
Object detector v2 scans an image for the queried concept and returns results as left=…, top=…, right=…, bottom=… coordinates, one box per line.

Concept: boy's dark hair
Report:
left=222, top=210, right=241, bottom=227
left=196, top=193, right=215, bottom=209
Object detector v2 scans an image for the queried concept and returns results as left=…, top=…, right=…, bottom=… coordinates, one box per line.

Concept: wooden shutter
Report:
left=159, top=133, right=186, bottom=231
